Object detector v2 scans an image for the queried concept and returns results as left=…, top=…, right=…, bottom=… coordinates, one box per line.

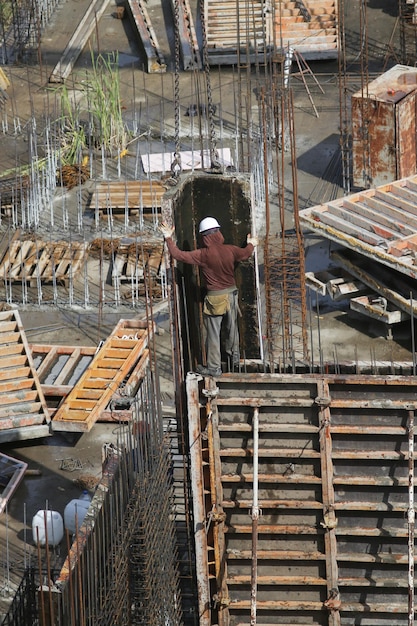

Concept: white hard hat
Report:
left=198, top=217, right=221, bottom=233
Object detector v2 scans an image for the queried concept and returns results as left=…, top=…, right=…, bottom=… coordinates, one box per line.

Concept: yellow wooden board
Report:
left=52, top=318, right=152, bottom=432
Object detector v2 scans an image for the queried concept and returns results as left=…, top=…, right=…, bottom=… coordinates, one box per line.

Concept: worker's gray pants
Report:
left=204, top=290, right=239, bottom=372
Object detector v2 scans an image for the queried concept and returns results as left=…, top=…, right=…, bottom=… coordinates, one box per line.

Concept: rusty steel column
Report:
left=407, top=408, right=415, bottom=626
left=186, top=372, right=211, bottom=626
left=250, top=407, right=260, bottom=626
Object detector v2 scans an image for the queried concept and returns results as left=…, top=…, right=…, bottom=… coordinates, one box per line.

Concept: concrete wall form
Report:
left=187, top=371, right=417, bottom=625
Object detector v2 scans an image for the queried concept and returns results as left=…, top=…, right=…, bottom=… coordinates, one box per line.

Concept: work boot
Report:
left=196, top=364, right=222, bottom=377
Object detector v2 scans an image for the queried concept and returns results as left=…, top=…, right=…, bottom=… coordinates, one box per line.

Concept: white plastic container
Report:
left=78, top=489, right=91, bottom=502
left=64, top=497, right=90, bottom=535
left=32, top=510, right=64, bottom=546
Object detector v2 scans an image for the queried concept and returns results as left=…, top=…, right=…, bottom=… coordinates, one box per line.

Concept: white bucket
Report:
left=32, top=510, right=64, bottom=546
left=64, top=498, right=90, bottom=534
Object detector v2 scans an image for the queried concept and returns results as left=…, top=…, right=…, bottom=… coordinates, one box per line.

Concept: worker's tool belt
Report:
left=204, top=287, right=237, bottom=316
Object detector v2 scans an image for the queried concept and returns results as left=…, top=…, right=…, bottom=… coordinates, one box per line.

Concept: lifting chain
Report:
left=170, top=0, right=182, bottom=183
left=199, top=0, right=222, bottom=171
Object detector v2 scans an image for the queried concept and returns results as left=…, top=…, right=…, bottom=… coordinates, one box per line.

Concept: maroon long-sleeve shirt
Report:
left=165, top=230, right=254, bottom=292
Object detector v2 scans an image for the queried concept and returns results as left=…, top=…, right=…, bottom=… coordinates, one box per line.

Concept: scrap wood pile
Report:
left=57, top=164, right=89, bottom=189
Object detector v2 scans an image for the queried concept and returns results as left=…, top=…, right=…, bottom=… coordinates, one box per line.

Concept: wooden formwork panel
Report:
left=187, top=372, right=417, bottom=625
left=204, top=0, right=338, bottom=63
left=274, top=0, right=338, bottom=58
left=300, top=172, right=417, bottom=281
left=0, top=309, right=50, bottom=443
left=0, top=232, right=88, bottom=287
left=30, top=342, right=149, bottom=421
left=52, top=319, right=152, bottom=432
left=93, top=180, right=166, bottom=221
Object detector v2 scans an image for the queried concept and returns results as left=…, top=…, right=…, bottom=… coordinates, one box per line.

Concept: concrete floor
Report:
left=0, top=0, right=413, bottom=620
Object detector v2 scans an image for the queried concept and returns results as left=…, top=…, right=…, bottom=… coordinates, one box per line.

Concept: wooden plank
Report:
left=0, top=402, right=43, bottom=418
left=54, top=348, right=81, bottom=386
left=219, top=423, right=319, bottom=433
left=123, top=349, right=149, bottom=395
left=0, top=332, right=22, bottom=345
left=30, top=344, right=96, bottom=356
left=35, top=346, right=60, bottom=380
left=0, top=354, right=29, bottom=368
left=49, top=0, right=112, bottom=83
left=309, top=208, right=385, bottom=246
left=0, top=343, right=25, bottom=358
left=0, top=378, right=34, bottom=394
left=0, top=366, right=31, bottom=381
left=0, top=390, right=39, bottom=406
left=326, top=202, right=399, bottom=239
left=227, top=575, right=326, bottom=585
left=0, top=412, right=46, bottom=428
left=126, top=0, right=166, bottom=73
left=220, top=448, right=320, bottom=457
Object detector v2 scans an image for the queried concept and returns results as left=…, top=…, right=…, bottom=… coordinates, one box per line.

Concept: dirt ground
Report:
left=0, top=0, right=412, bottom=619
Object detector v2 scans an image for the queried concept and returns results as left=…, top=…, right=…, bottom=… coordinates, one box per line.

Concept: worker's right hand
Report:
left=247, top=234, right=258, bottom=247
left=159, top=223, right=174, bottom=239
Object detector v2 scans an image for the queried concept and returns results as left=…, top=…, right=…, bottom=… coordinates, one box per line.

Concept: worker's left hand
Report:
left=159, top=223, right=175, bottom=239
left=247, top=234, right=258, bottom=247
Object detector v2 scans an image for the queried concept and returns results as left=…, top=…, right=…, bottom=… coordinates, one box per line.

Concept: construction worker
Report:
left=160, top=216, right=258, bottom=377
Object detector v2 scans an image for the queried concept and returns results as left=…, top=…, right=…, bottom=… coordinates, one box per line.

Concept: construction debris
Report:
left=57, top=164, right=89, bottom=189
left=0, top=451, right=28, bottom=514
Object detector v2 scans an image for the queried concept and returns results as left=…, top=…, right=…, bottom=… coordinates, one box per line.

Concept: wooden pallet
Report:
left=0, top=233, right=88, bottom=287
left=93, top=180, right=166, bottom=223
left=0, top=308, right=50, bottom=443
left=51, top=319, right=152, bottom=432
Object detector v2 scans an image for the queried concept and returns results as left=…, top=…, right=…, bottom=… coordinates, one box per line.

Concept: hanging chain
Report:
left=199, top=0, right=221, bottom=171
left=170, top=0, right=182, bottom=182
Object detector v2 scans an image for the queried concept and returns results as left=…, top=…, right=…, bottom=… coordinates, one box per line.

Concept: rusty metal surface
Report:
left=188, top=373, right=417, bottom=625
left=126, top=0, right=166, bottom=73
left=172, top=0, right=202, bottom=70
left=352, top=64, right=417, bottom=188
